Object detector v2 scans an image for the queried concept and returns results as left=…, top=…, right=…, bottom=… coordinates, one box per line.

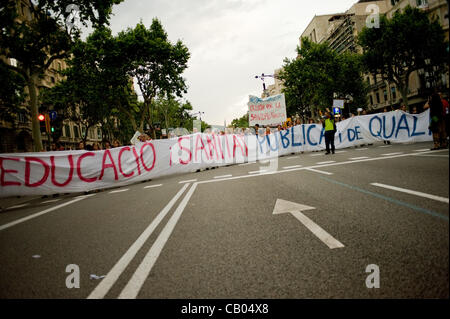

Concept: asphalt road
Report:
left=0, top=141, right=448, bottom=299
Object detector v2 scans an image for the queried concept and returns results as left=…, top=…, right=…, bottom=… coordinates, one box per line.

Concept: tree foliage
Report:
left=0, top=0, right=122, bottom=151
left=279, top=38, right=367, bottom=119
left=358, top=5, right=448, bottom=107
left=117, top=19, right=190, bottom=138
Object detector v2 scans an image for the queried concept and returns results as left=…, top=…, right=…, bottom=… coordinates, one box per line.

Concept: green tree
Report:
left=230, top=113, right=249, bottom=128
left=0, top=0, right=122, bottom=151
left=358, top=5, right=448, bottom=108
left=0, top=62, right=26, bottom=123
left=117, top=19, right=190, bottom=138
left=280, top=38, right=368, bottom=119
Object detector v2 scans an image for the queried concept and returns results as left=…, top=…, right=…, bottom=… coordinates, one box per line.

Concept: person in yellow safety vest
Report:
left=322, top=112, right=337, bottom=154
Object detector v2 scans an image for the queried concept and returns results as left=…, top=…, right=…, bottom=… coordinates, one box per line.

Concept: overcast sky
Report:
left=107, top=0, right=358, bottom=126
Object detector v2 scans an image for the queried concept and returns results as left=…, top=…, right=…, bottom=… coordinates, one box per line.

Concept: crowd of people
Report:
left=42, top=91, right=449, bottom=152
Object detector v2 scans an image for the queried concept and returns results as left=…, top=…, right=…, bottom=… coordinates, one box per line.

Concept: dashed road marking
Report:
left=283, top=165, right=302, bottom=169
left=109, top=189, right=129, bottom=194
left=179, top=179, right=197, bottom=184
left=305, top=168, right=333, bottom=175
left=316, top=161, right=336, bottom=165
left=41, top=199, right=61, bottom=204
left=249, top=170, right=268, bottom=174
left=382, top=152, right=403, bottom=156
left=371, top=183, right=449, bottom=203
left=6, top=203, right=29, bottom=210
left=0, top=195, right=95, bottom=232
left=214, top=175, right=232, bottom=179
left=144, top=184, right=163, bottom=189
left=349, top=156, right=370, bottom=160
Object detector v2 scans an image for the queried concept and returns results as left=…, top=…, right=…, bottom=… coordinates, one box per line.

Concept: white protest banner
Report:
left=0, top=110, right=432, bottom=197
left=248, top=94, right=287, bottom=127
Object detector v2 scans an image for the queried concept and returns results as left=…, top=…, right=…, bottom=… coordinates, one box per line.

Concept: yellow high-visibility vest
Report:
left=325, top=118, right=335, bottom=131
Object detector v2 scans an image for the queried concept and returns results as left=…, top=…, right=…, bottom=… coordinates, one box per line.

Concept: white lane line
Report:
left=238, top=162, right=256, bottom=166
left=292, top=211, right=344, bottom=249
left=6, top=203, right=29, bottom=210
left=371, top=183, right=449, bottom=204
left=283, top=165, right=302, bottom=169
left=381, top=152, right=403, bottom=156
left=118, top=183, right=198, bottom=299
left=0, top=195, right=95, bottom=232
left=109, top=189, right=129, bottom=194
left=355, top=148, right=369, bottom=151
left=214, top=174, right=232, bottom=179
left=349, top=156, right=370, bottom=160
left=414, top=154, right=449, bottom=158
left=144, top=184, right=163, bottom=189
left=41, top=199, right=61, bottom=204
left=87, top=184, right=190, bottom=299
left=249, top=170, right=268, bottom=174
left=414, top=149, right=430, bottom=152
left=305, top=168, right=333, bottom=175
left=335, top=151, right=347, bottom=153
left=197, top=149, right=447, bottom=185
left=316, top=161, right=336, bottom=165
left=179, top=179, right=197, bottom=184
left=286, top=156, right=300, bottom=159
left=310, top=153, right=324, bottom=157
left=379, top=145, right=392, bottom=148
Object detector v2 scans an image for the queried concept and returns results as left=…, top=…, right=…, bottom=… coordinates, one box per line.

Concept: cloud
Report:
left=106, top=0, right=357, bottom=125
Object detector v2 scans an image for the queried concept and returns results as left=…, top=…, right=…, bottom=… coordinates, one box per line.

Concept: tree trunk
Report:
left=399, top=85, right=409, bottom=109
left=27, top=74, right=43, bottom=152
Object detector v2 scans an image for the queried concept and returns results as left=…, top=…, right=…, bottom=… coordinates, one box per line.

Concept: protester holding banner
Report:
left=322, top=112, right=336, bottom=155
left=425, top=92, right=446, bottom=150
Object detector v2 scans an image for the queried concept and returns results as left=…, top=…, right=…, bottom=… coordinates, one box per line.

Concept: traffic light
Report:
left=39, top=114, right=46, bottom=132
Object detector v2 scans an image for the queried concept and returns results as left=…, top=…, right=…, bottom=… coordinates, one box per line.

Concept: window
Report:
left=18, top=112, right=27, bottom=124
left=376, top=92, right=380, bottom=104
left=73, top=125, right=79, bottom=138
left=369, top=95, right=373, bottom=105
left=57, top=62, right=62, bottom=71
left=383, top=89, right=388, bottom=102
left=97, top=128, right=102, bottom=139
left=391, top=87, right=397, bottom=100
left=50, top=76, right=55, bottom=84
left=416, top=0, right=428, bottom=7
left=64, top=125, right=71, bottom=138
left=366, top=77, right=371, bottom=85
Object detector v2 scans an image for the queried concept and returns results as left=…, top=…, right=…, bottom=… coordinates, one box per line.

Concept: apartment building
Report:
left=366, top=0, right=449, bottom=111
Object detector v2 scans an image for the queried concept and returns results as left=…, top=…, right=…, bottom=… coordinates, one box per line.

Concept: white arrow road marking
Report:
left=273, top=199, right=344, bottom=249
left=371, top=183, right=449, bottom=204
left=118, top=183, right=198, bottom=299
left=87, top=184, right=190, bottom=299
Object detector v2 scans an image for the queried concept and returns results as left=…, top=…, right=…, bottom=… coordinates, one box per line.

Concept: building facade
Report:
left=0, top=0, right=103, bottom=153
